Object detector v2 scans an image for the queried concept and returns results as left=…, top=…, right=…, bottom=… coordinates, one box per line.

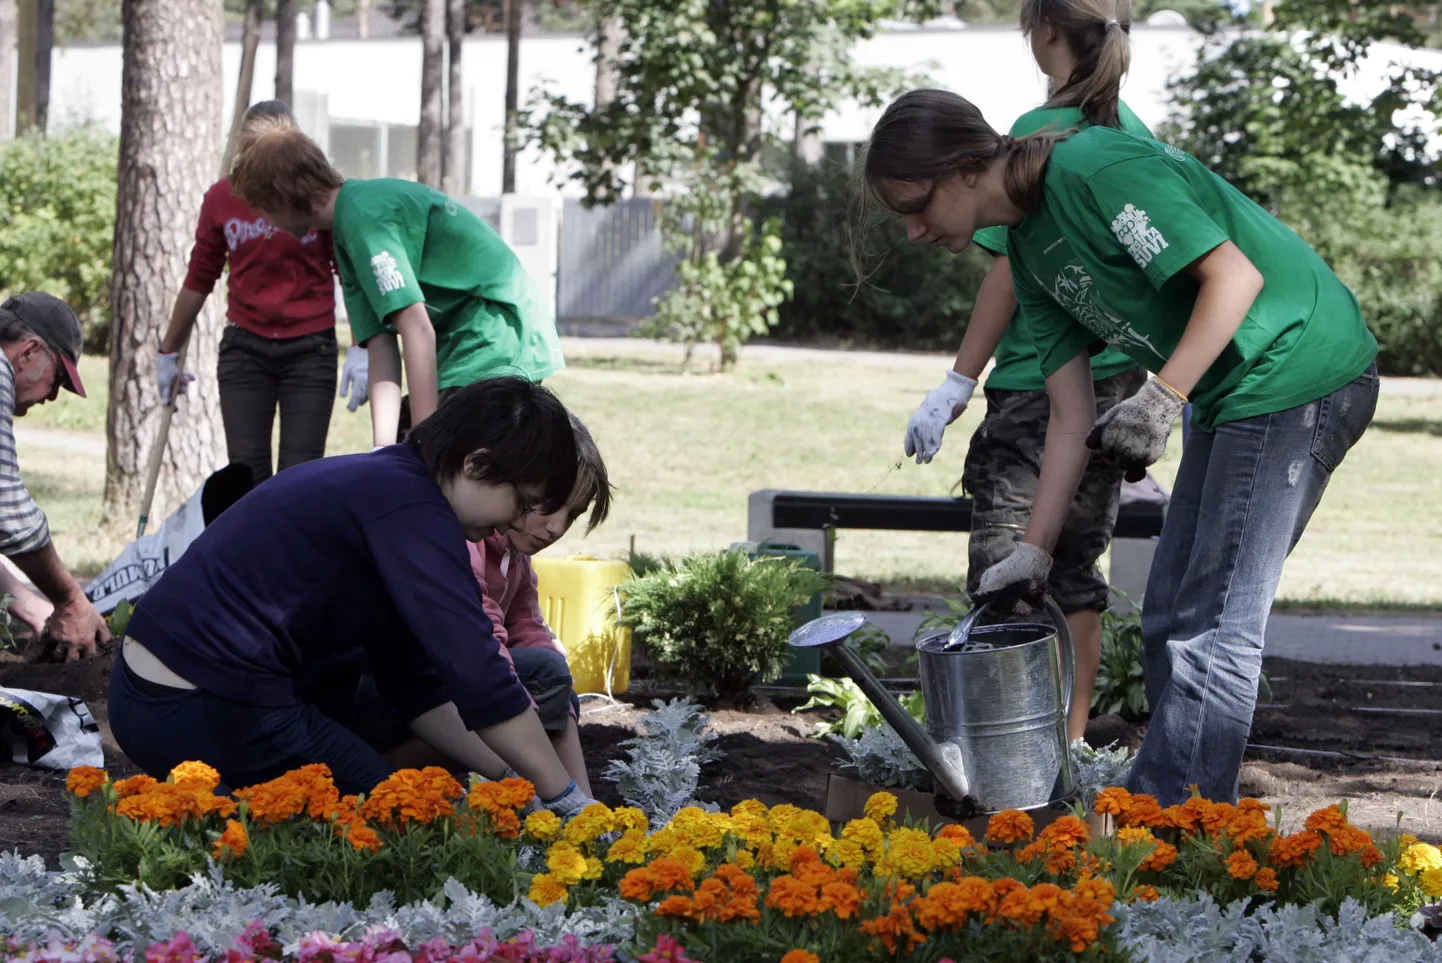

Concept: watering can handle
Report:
left=1041, top=596, right=1076, bottom=719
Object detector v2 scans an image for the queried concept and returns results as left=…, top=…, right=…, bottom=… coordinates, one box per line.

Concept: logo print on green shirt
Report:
left=1110, top=204, right=1170, bottom=270
left=371, top=252, right=405, bottom=296
left=1039, top=262, right=1168, bottom=362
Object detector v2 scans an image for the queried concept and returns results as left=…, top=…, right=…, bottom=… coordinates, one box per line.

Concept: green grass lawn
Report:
left=17, top=343, right=1442, bottom=607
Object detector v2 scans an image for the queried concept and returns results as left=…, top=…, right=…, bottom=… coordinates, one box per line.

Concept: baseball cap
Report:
left=1, top=292, right=86, bottom=397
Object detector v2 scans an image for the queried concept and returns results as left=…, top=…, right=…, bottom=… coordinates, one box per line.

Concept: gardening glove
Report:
left=1086, top=377, right=1186, bottom=483
left=905, top=370, right=978, bottom=464
left=541, top=780, right=597, bottom=821
left=974, top=543, right=1052, bottom=615
left=339, top=344, right=369, bottom=412
left=156, top=350, right=195, bottom=406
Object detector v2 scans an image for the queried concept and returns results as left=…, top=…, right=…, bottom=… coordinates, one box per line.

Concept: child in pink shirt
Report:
left=465, top=414, right=611, bottom=794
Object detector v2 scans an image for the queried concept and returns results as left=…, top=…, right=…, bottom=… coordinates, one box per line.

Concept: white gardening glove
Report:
left=339, top=345, right=369, bottom=412
left=540, top=780, right=596, bottom=820
left=975, top=543, right=1052, bottom=614
left=156, top=351, right=195, bottom=406
left=905, top=370, right=978, bottom=464
left=1086, top=377, right=1186, bottom=482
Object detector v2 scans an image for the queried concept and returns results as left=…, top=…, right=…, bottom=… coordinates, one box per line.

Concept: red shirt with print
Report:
left=182, top=177, right=336, bottom=339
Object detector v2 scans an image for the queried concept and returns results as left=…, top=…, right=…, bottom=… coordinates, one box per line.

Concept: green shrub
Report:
left=616, top=549, right=831, bottom=705
left=0, top=128, right=118, bottom=353
left=1092, top=607, right=1148, bottom=720
left=764, top=160, right=991, bottom=350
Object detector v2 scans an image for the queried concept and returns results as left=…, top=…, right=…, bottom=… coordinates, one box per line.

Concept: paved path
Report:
left=866, top=605, right=1442, bottom=667
left=13, top=426, right=106, bottom=456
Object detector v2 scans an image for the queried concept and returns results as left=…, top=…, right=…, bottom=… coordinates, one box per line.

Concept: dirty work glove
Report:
left=905, top=370, right=978, bottom=464
left=339, top=345, right=369, bottom=412
left=975, top=543, right=1052, bottom=614
left=541, top=780, right=596, bottom=820
left=156, top=350, right=195, bottom=406
left=1086, top=377, right=1186, bottom=482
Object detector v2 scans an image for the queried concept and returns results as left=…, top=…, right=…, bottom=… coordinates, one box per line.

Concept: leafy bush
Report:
left=1093, top=607, right=1148, bottom=720
left=764, top=159, right=992, bottom=349
left=0, top=128, right=118, bottom=353
left=796, top=674, right=925, bottom=739
left=615, top=550, right=831, bottom=704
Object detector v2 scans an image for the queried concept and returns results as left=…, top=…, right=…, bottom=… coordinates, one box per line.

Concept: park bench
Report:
left=746, top=489, right=1167, bottom=610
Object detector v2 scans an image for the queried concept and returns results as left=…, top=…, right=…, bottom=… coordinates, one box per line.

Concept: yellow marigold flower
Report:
left=864, top=792, right=899, bottom=825
left=731, top=798, right=769, bottom=820
left=562, top=803, right=615, bottom=846
left=528, top=873, right=568, bottom=908
left=1399, top=842, right=1442, bottom=876
left=1227, top=848, right=1259, bottom=880
left=65, top=766, right=108, bottom=798
left=930, top=836, right=962, bottom=871
left=584, top=856, right=604, bottom=881
left=525, top=809, right=563, bottom=841
left=168, top=761, right=221, bottom=792
left=212, top=819, right=248, bottom=860
left=1383, top=873, right=1400, bottom=891
left=985, top=809, right=1035, bottom=845
left=734, top=848, right=756, bottom=870
left=547, top=842, right=589, bottom=886
left=1116, top=826, right=1156, bottom=847
left=669, top=807, right=724, bottom=849
left=668, top=844, right=707, bottom=877
left=780, top=950, right=819, bottom=963
left=1421, top=868, right=1442, bottom=899
left=613, top=806, right=650, bottom=834
left=606, top=829, right=648, bottom=865
left=841, top=818, right=884, bottom=854
left=1399, top=833, right=1419, bottom=847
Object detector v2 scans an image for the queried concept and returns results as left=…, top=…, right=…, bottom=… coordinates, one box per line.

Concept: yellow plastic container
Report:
left=531, top=555, right=633, bottom=696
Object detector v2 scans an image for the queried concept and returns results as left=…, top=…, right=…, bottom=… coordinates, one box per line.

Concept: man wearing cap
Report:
left=0, top=292, right=110, bottom=661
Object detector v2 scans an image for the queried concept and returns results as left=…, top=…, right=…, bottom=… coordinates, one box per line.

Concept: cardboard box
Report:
left=823, top=772, right=1113, bottom=837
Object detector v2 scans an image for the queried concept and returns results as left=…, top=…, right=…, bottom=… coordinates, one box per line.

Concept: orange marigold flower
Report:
left=765, top=875, right=822, bottom=917
left=655, top=894, right=704, bottom=922
left=1304, top=804, right=1348, bottom=835
left=343, top=821, right=383, bottom=852
left=1123, top=794, right=1167, bottom=828
left=1226, top=810, right=1273, bottom=846
left=820, top=880, right=862, bottom=920
left=168, top=761, right=221, bottom=792
left=986, top=809, right=1035, bottom=845
left=212, top=819, right=249, bottom=860
left=360, top=767, right=462, bottom=827
left=1016, top=840, right=1047, bottom=865
left=1074, top=876, right=1115, bottom=907
left=1040, top=815, right=1090, bottom=851
left=1227, top=848, right=1259, bottom=880
left=491, top=807, right=521, bottom=839
left=997, top=883, right=1053, bottom=927
left=1044, top=847, right=1079, bottom=876
left=1094, top=786, right=1132, bottom=816
left=113, top=774, right=158, bottom=798
left=66, top=766, right=108, bottom=798
left=1131, top=885, right=1161, bottom=902
left=991, top=877, right=1026, bottom=906
left=1254, top=867, right=1279, bottom=892
left=235, top=775, right=310, bottom=824
left=1140, top=841, right=1178, bottom=873
left=1359, top=844, right=1384, bottom=869
left=779, top=952, right=818, bottom=963
left=860, top=902, right=925, bottom=955
left=1200, top=802, right=1238, bottom=836
left=1326, top=825, right=1372, bottom=857
left=1269, top=830, right=1323, bottom=869
left=936, top=823, right=975, bottom=848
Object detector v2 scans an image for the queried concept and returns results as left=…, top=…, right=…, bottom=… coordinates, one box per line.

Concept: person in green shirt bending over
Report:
left=231, top=120, right=565, bottom=448
left=903, top=0, right=1149, bottom=744
left=864, top=89, right=1379, bottom=807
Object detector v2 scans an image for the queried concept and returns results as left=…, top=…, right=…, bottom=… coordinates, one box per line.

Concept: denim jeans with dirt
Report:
left=1125, top=363, right=1379, bottom=806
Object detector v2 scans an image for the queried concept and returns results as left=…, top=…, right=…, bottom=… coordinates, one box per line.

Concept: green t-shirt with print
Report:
left=333, top=178, right=565, bottom=389
left=973, top=102, right=1151, bottom=392
left=1007, top=126, right=1377, bottom=430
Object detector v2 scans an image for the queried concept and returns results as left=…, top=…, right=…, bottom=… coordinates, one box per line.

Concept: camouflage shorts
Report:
left=961, top=366, right=1148, bottom=613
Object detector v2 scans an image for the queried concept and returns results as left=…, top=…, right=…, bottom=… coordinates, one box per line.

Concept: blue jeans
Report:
left=1126, top=364, right=1379, bottom=805
left=509, top=647, right=581, bottom=733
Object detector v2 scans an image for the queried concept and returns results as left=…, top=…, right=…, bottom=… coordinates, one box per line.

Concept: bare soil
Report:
left=3, top=650, right=1440, bottom=870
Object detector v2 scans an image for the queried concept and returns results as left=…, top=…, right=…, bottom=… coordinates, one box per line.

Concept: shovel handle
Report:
left=137, top=339, right=190, bottom=539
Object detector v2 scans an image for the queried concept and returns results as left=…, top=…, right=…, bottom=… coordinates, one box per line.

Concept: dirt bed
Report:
left=3, top=652, right=1440, bottom=869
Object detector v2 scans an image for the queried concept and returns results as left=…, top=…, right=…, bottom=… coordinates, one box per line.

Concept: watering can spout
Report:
left=787, top=613, right=971, bottom=804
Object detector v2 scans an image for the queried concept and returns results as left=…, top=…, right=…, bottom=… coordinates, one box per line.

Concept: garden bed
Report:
left=3, top=652, right=1441, bottom=872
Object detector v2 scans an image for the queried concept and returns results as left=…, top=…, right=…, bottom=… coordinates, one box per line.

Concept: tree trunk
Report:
left=357, top=0, right=369, bottom=39
left=33, top=0, right=49, bottom=132
left=593, top=14, right=620, bottom=107
left=15, top=0, right=33, bottom=131
left=0, top=0, right=16, bottom=139
left=274, top=0, right=295, bottom=106
left=442, top=0, right=465, bottom=194
left=417, top=0, right=444, bottom=187
left=105, top=0, right=225, bottom=523
left=221, top=0, right=264, bottom=172
left=501, top=0, right=521, bottom=193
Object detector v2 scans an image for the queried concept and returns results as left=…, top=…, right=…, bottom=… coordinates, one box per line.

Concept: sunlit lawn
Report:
left=19, top=341, right=1442, bottom=607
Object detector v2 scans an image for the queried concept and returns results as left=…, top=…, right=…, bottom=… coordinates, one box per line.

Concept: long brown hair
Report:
left=860, top=89, right=1067, bottom=219
left=1022, top=0, right=1131, bottom=129
left=229, top=117, right=344, bottom=216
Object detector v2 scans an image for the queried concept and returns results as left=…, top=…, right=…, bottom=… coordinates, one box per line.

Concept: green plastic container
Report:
left=743, top=540, right=824, bottom=685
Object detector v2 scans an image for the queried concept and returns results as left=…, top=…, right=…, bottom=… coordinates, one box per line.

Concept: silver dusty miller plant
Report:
left=833, top=723, right=930, bottom=791
left=1069, top=738, right=1134, bottom=811
left=602, top=697, right=724, bottom=822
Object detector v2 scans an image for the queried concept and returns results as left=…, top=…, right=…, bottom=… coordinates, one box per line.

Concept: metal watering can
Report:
left=789, top=598, right=1075, bottom=816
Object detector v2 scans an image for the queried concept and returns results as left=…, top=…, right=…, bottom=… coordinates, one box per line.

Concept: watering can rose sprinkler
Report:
left=789, top=598, right=1077, bottom=817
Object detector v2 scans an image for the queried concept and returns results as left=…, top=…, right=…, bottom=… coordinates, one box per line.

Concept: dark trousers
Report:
left=217, top=325, right=337, bottom=486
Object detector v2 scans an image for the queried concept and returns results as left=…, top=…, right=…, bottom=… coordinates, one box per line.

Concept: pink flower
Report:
left=635, top=936, right=700, bottom=963
left=144, top=933, right=204, bottom=963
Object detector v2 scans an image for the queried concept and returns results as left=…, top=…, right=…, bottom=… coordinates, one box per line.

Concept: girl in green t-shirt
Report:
left=905, top=0, right=1149, bottom=743
left=863, top=89, right=1379, bottom=807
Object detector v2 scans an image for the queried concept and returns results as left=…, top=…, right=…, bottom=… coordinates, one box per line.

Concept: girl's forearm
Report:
left=368, top=332, right=403, bottom=446
left=1023, top=352, right=1096, bottom=553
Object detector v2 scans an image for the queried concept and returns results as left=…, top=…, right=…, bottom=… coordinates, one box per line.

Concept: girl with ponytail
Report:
left=902, top=0, right=1149, bottom=744
left=865, top=88, right=1379, bottom=808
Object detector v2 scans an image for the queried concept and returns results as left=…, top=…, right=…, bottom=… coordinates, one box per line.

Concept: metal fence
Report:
left=556, top=197, right=679, bottom=325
